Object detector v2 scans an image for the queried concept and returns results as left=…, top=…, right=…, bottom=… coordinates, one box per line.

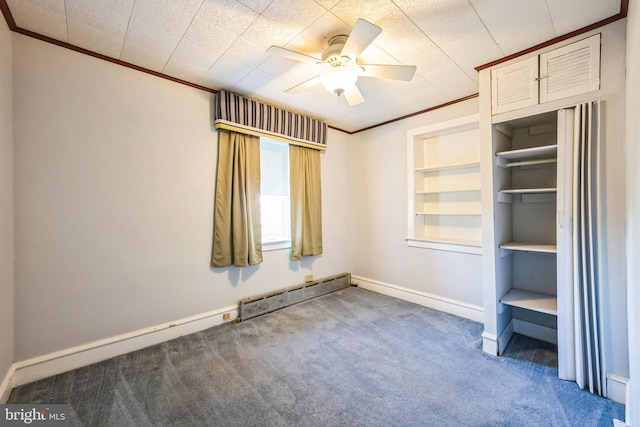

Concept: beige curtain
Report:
left=289, top=145, right=322, bottom=261
left=211, top=130, right=262, bottom=267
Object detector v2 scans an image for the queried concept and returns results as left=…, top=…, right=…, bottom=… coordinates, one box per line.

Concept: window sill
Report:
left=263, top=240, right=291, bottom=252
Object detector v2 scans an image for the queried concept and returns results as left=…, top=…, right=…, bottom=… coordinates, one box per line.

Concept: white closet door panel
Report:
left=491, top=56, right=539, bottom=114
left=556, top=108, right=576, bottom=382
left=540, top=35, right=600, bottom=103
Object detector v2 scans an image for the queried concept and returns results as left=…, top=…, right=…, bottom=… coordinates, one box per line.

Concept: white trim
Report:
left=0, top=364, right=16, bottom=403
left=11, top=305, right=238, bottom=388
left=492, top=90, right=601, bottom=125
left=351, top=275, right=483, bottom=322
left=481, top=331, right=498, bottom=355
left=606, top=373, right=629, bottom=405
left=262, top=240, right=291, bottom=251
left=406, top=113, right=480, bottom=138
left=498, top=320, right=515, bottom=355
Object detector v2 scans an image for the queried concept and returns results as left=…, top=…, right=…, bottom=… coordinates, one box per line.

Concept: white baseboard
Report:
left=0, top=364, right=16, bottom=403
left=497, top=320, right=515, bottom=355
left=351, top=275, right=483, bottom=322
left=10, top=305, right=239, bottom=390
left=482, top=331, right=499, bottom=355
left=606, top=373, right=628, bottom=405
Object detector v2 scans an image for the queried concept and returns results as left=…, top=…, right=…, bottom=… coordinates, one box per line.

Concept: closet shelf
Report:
left=499, top=242, right=557, bottom=253
left=503, top=158, right=557, bottom=168
left=496, top=145, right=558, bottom=168
left=499, top=187, right=557, bottom=194
left=496, top=144, right=557, bottom=160
left=415, top=161, right=480, bottom=172
left=416, top=188, right=481, bottom=194
left=416, top=211, right=481, bottom=216
left=500, top=289, right=557, bottom=316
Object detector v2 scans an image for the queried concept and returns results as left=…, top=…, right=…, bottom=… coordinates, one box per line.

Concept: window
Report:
left=260, top=138, right=291, bottom=250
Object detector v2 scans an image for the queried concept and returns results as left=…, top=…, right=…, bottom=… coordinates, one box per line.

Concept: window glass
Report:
left=260, top=139, right=291, bottom=245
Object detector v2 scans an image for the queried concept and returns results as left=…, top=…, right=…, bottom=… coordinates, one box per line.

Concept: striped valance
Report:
left=214, top=90, right=327, bottom=150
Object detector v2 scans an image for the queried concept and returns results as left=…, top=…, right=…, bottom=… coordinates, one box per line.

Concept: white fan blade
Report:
left=286, top=75, right=322, bottom=94
left=343, top=85, right=365, bottom=106
left=361, top=64, right=417, bottom=81
left=267, top=46, right=321, bottom=64
left=340, top=19, right=382, bottom=60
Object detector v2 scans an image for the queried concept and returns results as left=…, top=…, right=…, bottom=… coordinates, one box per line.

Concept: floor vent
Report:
left=238, top=273, right=351, bottom=321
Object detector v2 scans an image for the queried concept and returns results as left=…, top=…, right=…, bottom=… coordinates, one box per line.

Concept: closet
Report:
left=487, top=110, right=573, bottom=369
left=478, top=20, right=631, bottom=402
left=480, top=32, right=604, bottom=383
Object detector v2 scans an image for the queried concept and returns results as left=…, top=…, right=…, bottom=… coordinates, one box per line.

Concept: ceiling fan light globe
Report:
left=320, top=67, right=359, bottom=96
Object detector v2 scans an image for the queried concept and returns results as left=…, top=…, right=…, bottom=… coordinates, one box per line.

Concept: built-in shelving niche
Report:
left=407, top=114, right=481, bottom=254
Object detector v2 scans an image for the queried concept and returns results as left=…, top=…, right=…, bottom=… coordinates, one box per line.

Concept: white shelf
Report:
left=415, top=161, right=480, bottom=173
left=503, top=158, right=557, bottom=168
left=496, top=144, right=557, bottom=160
left=500, top=289, right=557, bottom=316
left=499, top=242, right=557, bottom=253
left=406, top=237, right=482, bottom=255
left=499, top=187, right=557, bottom=194
left=416, top=188, right=481, bottom=194
left=416, top=211, right=482, bottom=216
left=496, top=145, right=558, bottom=168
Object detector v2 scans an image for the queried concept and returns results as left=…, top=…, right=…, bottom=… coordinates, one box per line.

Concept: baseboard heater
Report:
left=238, top=273, right=351, bottom=321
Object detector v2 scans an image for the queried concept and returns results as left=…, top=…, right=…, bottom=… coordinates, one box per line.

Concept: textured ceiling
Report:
left=3, top=0, right=623, bottom=132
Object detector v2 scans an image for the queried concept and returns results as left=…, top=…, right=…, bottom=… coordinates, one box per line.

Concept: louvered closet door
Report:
left=491, top=56, right=539, bottom=115
left=540, top=34, right=600, bottom=103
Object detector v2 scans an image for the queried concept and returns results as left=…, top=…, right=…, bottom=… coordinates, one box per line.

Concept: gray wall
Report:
left=0, top=18, right=14, bottom=389
left=12, top=33, right=353, bottom=361
left=625, top=2, right=640, bottom=420
left=351, top=98, right=483, bottom=308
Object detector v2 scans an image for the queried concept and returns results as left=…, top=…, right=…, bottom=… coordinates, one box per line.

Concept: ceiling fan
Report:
left=266, top=19, right=417, bottom=106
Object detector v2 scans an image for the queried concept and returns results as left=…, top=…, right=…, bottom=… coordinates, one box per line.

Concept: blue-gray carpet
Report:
left=8, top=286, right=624, bottom=426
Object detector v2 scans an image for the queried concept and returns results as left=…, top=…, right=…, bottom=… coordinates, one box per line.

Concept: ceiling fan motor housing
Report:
left=322, top=35, right=351, bottom=64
